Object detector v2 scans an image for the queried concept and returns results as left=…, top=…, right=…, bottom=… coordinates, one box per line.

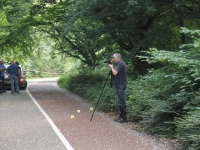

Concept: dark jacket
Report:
left=7, top=64, right=19, bottom=76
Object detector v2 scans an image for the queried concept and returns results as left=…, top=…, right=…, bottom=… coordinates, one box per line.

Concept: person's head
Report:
left=112, top=53, right=121, bottom=63
left=15, top=62, right=19, bottom=66
left=10, top=61, right=14, bottom=64
left=0, top=60, right=3, bottom=64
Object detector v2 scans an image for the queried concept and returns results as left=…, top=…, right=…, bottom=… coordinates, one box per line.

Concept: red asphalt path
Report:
left=26, top=81, right=173, bottom=150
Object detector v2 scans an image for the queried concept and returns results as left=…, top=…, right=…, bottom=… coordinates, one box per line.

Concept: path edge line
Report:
left=26, top=88, right=74, bottom=150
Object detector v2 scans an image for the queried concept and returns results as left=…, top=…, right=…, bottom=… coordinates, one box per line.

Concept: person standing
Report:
left=15, top=62, right=22, bottom=86
left=15, top=62, right=21, bottom=77
left=6, top=61, right=19, bottom=94
left=0, top=68, right=3, bottom=93
left=108, top=53, right=127, bottom=122
left=0, top=60, right=6, bottom=93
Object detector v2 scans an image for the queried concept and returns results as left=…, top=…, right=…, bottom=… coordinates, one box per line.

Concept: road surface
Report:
left=0, top=79, right=178, bottom=150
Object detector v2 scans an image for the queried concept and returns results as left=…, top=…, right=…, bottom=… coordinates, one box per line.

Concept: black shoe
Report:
left=114, top=118, right=128, bottom=123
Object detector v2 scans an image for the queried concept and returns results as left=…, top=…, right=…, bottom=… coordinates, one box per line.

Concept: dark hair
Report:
left=15, top=62, right=19, bottom=65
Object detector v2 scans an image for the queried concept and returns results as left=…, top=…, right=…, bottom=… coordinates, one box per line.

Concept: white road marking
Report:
left=26, top=87, right=74, bottom=150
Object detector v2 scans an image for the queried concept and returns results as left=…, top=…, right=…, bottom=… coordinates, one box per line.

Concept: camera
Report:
left=103, top=53, right=112, bottom=64
left=103, top=60, right=112, bottom=64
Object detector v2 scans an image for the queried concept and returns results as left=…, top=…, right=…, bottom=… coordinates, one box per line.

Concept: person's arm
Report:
left=108, top=64, right=118, bottom=76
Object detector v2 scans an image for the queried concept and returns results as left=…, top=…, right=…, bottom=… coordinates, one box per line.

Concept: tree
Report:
left=1, top=0, right=200, bottom=74
left=26, top=0, right=107, bottom=68
left=0, top=0, right=33, bottom=61
left=86, top=0, right=200, bottom=74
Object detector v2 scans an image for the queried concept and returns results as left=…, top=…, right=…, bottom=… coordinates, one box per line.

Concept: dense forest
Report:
left=1, top=0, right=200, bottom=149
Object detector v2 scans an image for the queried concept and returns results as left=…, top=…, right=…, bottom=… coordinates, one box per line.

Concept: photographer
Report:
left=108, top=53, right=127, bottom=122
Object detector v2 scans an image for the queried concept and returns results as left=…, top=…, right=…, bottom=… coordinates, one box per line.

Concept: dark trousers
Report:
left=116, top=86, right=127, bottom=119
left=0, top=76, right=5, bottom=92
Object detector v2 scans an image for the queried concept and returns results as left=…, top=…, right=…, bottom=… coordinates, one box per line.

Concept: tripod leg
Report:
left=90, top=71, right=111, bottom=121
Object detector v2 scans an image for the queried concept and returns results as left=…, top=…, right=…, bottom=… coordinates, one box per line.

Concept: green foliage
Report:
left=131, top=28, right=200, bottom=142
left=0, top=0, right=33, bottom=60
left=2, top=0, right=200, bottom=74
left=175, top=110, right=200, bottom=150
left=141, top=100, right=181, bottom=138
left=57, top=74, right=72, bottom=89
left=85, top=84, right=118, bottom=112
left=0, top=10, right=9, bottom=45
left=126, top=76, right=156, bottom=122
left=140, top=28, right=200, bottom=111
left=126, top=68, right=184, bottom=137
left=22, top=33, right=75, bottom=78
left=58, top=72, right=119, bottom=112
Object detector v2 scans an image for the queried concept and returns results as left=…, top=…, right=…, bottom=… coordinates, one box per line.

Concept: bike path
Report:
left=27, top=81, right=173, bottom=150
left=0, top=80, right=175, bottom=150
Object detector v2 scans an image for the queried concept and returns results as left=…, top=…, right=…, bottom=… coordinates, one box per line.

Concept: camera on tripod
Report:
left=91, top=53, right=114, bottom=121
left=103, top=53, right=112, bottom=64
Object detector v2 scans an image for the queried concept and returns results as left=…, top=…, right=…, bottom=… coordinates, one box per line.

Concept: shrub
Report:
left=126, top=68, right=185, bottom=138
left=175, top=110, right=200, bottom=150
left=133, top=28, right=200, bottom=139
left=58, top=73, right=119, bottom=111
left=141, top=100, right=182, bottom=138
left=57, top=75, right=72, bottom=89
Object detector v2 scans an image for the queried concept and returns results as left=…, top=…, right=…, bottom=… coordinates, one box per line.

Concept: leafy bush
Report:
left=126, top=68, right=185, bottom=138
left=67, top=74, right=104, bottom=94
left=57, top=75, right=72, bottom=89
left=126, top=75, right=156, bottom=122
left=58, top=72, right=119, bottom=112
left=85, top=85, right=118, bottom=112
left=175, top=110, right=200, bottom=150
left=134, top=28, right=200, bottom=141
left=141, top=100, right=182, bottom=138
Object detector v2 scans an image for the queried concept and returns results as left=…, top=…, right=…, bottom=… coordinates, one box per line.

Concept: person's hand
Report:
left=108, top=64, right=113, bottom=69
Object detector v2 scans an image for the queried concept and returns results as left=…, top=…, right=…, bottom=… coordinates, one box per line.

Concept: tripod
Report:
left=90, top=70, right=116, bottom=121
